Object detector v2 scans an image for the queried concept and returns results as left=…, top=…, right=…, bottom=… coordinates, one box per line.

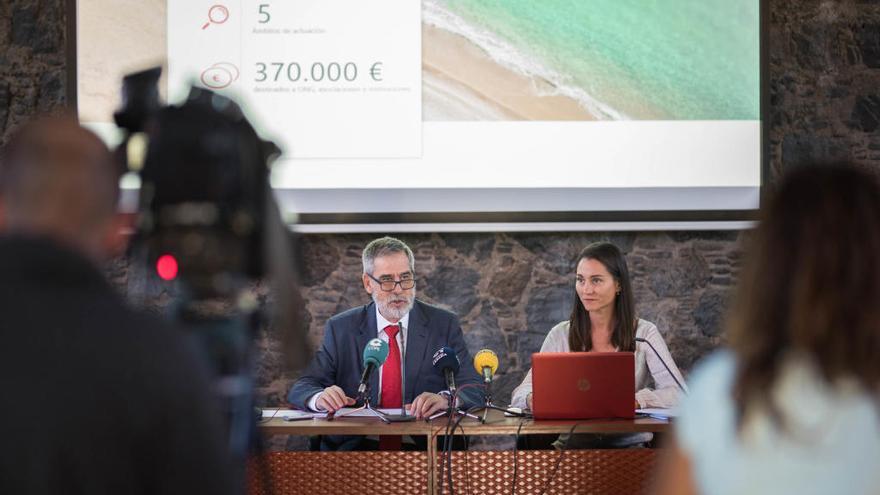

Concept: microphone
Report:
left=357, top=338, right=389, bottom=398
left=382, top=324, right=416, bottom=422
left=634, top=337, right=687, bottom=394
left=473, top=349, right=499, bottom=384
left=398, top=323, right=407, bottom=415
left=432, top=346, right=460, bottom=395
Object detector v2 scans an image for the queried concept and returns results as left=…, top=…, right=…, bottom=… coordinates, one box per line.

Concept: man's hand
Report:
left=406, top=392, right=449, bottom=420
left=316, top=385, right=355, bottom=413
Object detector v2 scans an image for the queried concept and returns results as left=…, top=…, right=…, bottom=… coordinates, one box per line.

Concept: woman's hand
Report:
left=526, top=392, right=533, bottom=410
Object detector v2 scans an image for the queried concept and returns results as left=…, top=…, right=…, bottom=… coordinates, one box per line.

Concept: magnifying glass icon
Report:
left=202, top=5, right=229, bottom=29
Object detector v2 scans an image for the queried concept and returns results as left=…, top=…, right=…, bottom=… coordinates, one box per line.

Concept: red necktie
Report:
left=379, top=324, right=402, bottom=450
left=380, top=324, right=402, bottom=407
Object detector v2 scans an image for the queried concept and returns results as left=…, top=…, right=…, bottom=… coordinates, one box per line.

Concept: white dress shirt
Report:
left=509, top=318, right=688, bottom=409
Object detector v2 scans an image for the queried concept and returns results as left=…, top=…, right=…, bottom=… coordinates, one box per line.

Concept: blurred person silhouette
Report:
left=0, top=116, right=234, bottom=495
left=654, top=163, right=880, bottom=495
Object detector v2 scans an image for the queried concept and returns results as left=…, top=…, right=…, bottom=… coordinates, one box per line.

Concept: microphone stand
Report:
left=453, top=398, right=482, bottom=421
left=478, top=378, right=528, bottom=422
left=335, top=384, right=391, bottom=423
left=634, top=337, right=687, bottom=394
left=400, top=323, right=408, bottom=417
left=429, top=387, right=481, bottom=422
left=335, top=375, right=390, bottom=423
left=380, top=323, right=415, bottom=422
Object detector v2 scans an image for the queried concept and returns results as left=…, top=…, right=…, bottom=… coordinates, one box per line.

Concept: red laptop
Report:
left=531, top=352, right=635, bottom=420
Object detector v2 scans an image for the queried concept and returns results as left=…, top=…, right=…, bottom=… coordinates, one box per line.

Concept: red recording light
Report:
left=156, top=254, right=179, bottom=281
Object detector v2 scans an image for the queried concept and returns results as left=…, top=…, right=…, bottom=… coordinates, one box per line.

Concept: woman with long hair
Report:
left=510, top=241, right=687, bottom=447
left=654, top=164, right=880, bottom=494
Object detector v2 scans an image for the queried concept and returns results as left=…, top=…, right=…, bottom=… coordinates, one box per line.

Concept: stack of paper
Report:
left=261, top=409, right=327, bottom=421
left=636, top=408, right=678, bottom=420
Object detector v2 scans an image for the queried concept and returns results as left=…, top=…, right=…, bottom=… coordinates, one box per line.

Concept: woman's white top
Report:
left=509, top=318, right=688, bottom=409
left=676, top=351, right=880, bottom=495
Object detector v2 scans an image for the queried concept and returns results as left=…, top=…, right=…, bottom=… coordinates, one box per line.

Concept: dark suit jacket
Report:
left=288, top=300, right=484, bottom=448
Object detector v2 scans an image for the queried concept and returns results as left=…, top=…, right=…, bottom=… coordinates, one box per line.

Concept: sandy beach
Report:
left=77, top=3, right=594, bottom=123
left=422, top=24, right=596, bottom=121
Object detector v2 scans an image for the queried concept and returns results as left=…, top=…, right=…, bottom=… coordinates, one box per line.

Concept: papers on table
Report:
left=262, top=407, right=413, bottom=421
left=334, top=407, right=411, bottom=417
left=261, top=409, right=327, bottom=421
left=636, top=408, right=678, bottom=420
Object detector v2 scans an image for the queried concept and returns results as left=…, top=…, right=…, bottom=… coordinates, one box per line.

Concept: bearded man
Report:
left=287, top=236, right=482, bottom=450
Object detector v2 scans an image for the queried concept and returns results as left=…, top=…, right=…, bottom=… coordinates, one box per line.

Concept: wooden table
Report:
left=431, top=409, right=671, bottom=435
left=254, top=409, right=670, bottom=495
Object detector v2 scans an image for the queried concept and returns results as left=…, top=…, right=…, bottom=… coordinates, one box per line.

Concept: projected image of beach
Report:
left=422, top=0, right=760, bottom=121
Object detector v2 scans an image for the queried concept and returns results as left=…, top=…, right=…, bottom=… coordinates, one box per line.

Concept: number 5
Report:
left=258, top=4, right=270, bottom=23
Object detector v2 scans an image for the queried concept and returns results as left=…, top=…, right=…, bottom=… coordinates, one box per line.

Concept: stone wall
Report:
left=0, top=0, right=67, bottom=142
left=257, top=231, right=740, bottom=409
left=767, top=1, right=880, bottom=173
left=3, top=0, right=880, bottom=449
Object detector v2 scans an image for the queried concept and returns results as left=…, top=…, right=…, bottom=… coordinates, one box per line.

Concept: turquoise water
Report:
left=427, top=0, right=759, bottom=120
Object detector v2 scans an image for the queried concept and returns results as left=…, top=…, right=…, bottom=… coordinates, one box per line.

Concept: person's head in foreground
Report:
left=0, top=115, right=236, bottom=494
left=655, top=163, right=880, bottom=495
left=568, top=241, right=637, bottom=352
left=0, top=115, right=126, bottom=260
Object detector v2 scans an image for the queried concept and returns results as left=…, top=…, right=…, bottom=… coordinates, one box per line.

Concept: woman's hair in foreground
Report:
left=729, top=163, right=880, bottom=431
left=568, top=242, right=636, bottom=352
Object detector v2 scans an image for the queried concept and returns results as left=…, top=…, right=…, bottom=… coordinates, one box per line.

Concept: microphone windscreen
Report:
left=432, top=346, right=460, bottom=373
left=363, top=338, right=389, bottom=367
left=473, top=349, right=499, bottom=375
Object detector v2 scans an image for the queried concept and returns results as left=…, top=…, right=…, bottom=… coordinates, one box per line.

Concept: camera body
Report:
left=115, top=67, right=279, bottom=300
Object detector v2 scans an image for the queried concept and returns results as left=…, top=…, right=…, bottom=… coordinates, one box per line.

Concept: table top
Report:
left=258, top=408, right=671, bottom=436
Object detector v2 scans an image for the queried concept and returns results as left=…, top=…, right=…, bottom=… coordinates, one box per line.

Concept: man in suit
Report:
left=288, top=236, right=483, bottom=450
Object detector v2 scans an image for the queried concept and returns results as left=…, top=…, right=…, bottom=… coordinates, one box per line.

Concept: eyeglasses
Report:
left=366, top=272, right=417, bottom=291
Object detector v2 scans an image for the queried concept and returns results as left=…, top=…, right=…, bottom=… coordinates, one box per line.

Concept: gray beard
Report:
left=373, top=291, right=415, bottom=322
